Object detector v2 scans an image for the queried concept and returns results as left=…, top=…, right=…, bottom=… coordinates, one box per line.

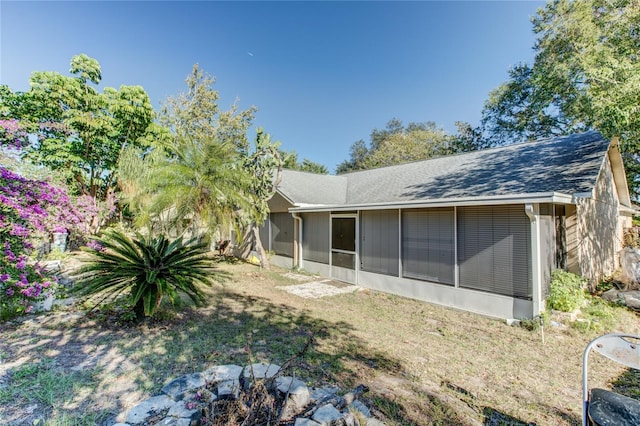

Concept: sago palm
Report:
left=73, top=229, right=221, bottom=319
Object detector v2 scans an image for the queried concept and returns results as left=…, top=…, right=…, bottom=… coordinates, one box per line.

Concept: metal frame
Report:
left=582, top=333, right=640, bottom=426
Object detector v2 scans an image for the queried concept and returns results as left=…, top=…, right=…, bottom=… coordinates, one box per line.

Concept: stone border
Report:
left=114, top=362, right=385, bottom=426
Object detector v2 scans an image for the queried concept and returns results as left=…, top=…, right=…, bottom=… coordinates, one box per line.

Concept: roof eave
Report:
left=288, top=192, right=576, bottom=212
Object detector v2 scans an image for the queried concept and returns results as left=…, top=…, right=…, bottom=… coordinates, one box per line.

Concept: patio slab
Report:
left=276, top=279, right=360, bottom=299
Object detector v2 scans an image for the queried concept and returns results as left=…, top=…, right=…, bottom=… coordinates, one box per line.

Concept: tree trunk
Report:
left=251, top=223, right=270, bottom=269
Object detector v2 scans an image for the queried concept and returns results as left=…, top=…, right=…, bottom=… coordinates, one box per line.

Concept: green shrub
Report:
left=547, top=270, right=587, bottom=312
left=72, top=229, right=224, bottom=320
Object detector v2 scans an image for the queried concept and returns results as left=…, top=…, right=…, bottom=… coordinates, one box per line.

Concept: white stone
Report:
left=161, top=373, right=205, bottom=399
left=276, top=376, right=311, bottom=419
left=312, top=403, right=343, bottom=425
left=217, top=379, right=240, bottom=399
left=126, top=394, right=174, bottom=424
left=204, top=364, right=243, bottom=383
left=243, top=362, right=281, bottom=380
left=294, top=419, right=322, bottom=426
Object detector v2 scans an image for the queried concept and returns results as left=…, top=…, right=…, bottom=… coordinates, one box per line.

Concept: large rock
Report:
left=623, top=291, right=640, bottom=310
left=161, top=373, right=206, bottom=400
left=126, top=394, right=174, bottom=424
left=204, top=364, right=243, bottom=384
left=312, top=403, right=343, bottom=425
left=167, top=400, right=202, bottom=422
left=243, top=362, right=281, bottom=380
left=276, top=376, right=311, bottom=420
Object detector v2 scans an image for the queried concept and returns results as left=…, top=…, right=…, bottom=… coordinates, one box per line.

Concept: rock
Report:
left=243, top=362, right=280, bottom=380
left=312, top=403, right=343, bottom=425
left=118, top=363, right=384, bottom=426
left=217, top=379, right=240, bottom=399
left=126, top=394, right=174, bottom=424
left=276, top=376, right=311, bottom=420
left=204, top=364, right=243, bottom=384
left=350, top=400, right=371, bottom=418
left=295, top=419, right=322, bottom=426
left=623, top=291, right=640, bottom=310
left=157, top=418, right=191, bottom=426
left=162, top=373, right=206, bottom=400
left=311, top=386, right=340, bottom=402
left=343, top=412, right=359, bottom=426
left=602, top=289, right=623, bottom=303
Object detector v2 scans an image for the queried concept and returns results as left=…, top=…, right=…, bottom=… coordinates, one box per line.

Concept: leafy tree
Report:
left=73, top=230, right=220, bottom=320
left=336, top=119, right=486, bottom=173
left=244, top=129, right=284, bottom=268
left=280, top=149, right=328, bottom=174
left=335, top=139, right=369, bottom=174
left=482, top=0, right=640, bottom=196
left=448, top=121, right=493, bottom=154
left=158, top=64, right=256, bottom=152
left=363, top=123, right=451, bottom=169
left=120, top=65, right=264, bottom=247
left=132, top=134, right=255, bottom=239
left=0, top=54, right=158, bottom=201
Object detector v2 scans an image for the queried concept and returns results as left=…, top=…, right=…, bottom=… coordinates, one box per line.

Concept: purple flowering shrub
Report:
left=0, top=167, right=83, bottom=318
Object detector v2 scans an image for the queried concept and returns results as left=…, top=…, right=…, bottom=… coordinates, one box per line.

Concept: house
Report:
left=258, top=131, right=633, bottom=319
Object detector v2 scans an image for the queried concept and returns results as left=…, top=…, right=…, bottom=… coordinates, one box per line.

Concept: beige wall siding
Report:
left=565, top=204, right=580, bottom=275
left=576, top=157, right=621, bottom=282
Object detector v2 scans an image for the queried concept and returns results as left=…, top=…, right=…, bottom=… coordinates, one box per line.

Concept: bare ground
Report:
left=1, top=258, right=639, bottom=425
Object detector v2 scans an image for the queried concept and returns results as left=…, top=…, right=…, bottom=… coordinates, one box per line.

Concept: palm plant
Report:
left=73, top=229, right=222, bottom=319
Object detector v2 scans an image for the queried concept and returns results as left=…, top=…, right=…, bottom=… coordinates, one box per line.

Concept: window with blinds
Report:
left=457, top=205, right=531, bottom=299
left=360, top=210, right=399, bottom=276
left=302, top=212, right=330, bottom=264
left=401, top=208, right=455, bottom=285
left=270, top=213, right=294, bottom=257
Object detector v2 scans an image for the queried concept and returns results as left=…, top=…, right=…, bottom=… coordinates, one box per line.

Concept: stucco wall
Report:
left=575, top=156, right=622, bottom=282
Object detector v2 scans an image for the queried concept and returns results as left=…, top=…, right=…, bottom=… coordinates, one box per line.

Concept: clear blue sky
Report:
left=1, top=1, right=543, bottom=173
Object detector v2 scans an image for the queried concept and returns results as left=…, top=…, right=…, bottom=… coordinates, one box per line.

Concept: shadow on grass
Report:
left=482, top=407, right=537, bottom=426
left=1, top=281, right=507, bottom=425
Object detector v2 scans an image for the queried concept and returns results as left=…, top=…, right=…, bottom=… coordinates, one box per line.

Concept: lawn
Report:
left=1, top=257, right=639, bottom=425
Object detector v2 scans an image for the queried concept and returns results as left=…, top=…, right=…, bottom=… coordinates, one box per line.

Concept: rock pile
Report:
left=114, top=362, right=384, bottom=426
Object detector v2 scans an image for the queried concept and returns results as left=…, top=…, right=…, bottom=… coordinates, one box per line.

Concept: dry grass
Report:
left=1, top=257, right=639, bottom=425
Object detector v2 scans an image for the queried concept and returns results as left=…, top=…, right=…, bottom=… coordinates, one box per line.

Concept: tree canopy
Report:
left=482, top=0, right=640, bottom=196
left=336, top=119, right=488, bottom=174
left=0, top=54, right=159, bottom=200
left=281, top=149, right=328, bottom=174
left=119, top=64, right=283, bottom=251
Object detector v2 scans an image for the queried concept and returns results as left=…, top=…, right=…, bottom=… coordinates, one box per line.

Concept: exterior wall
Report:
left=539, top=204, right=556, bottom=297
left=359, top=271, right=533, bottom=319
left=268, top=192, right=295, bottom=213
left=565, top=204, right=580, bottom=275
left=298, top=260, right=331, bottom=278
left=269, top=254, right=296, bottom=269
left=576, top=157, right=622, bottom=282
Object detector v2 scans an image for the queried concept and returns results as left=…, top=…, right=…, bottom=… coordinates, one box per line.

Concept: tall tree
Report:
left=244, top=129, right=284, bottom=268
left=482, top=0, right=640, bottom=196
left=336, top=118, right=487, bottom=173
left=280, top=149, right=328, bottom=174
left=120, top=64, right=276, bottom=254
left=0, top=54, right=157, bottom=201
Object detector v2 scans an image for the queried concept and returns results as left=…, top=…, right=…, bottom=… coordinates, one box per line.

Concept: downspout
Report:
left=525, top=203, right=542, bottom=318
left=292, top=212, right=303, bottom=270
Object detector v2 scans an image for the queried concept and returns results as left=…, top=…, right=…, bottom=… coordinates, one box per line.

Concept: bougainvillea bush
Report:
left=0, top=166, right=83, bottom=319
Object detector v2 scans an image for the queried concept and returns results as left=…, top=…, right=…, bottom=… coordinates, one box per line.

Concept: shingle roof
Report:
left=276, top=131, right=610, bottom=207
left=278, top=169, right=348, bottom=205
